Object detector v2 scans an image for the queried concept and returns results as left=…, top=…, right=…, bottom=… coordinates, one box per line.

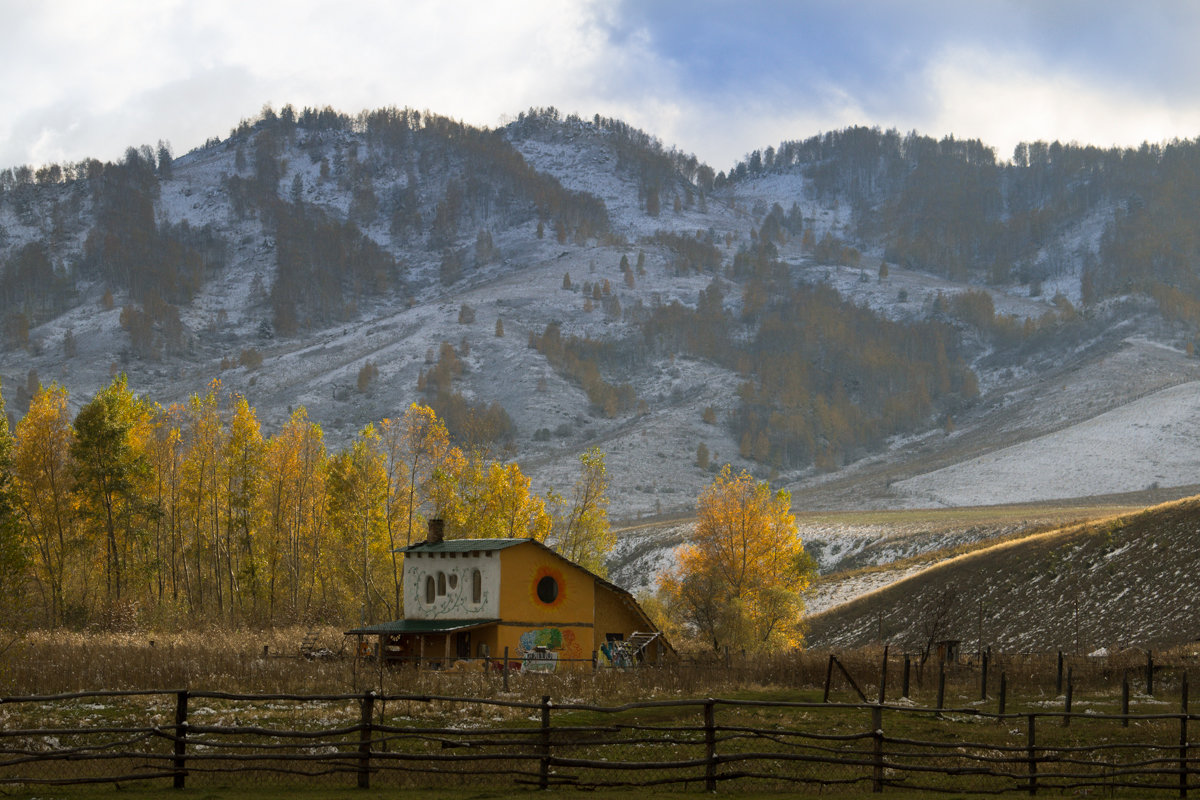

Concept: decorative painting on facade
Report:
left=518, top=626, right=585, bottom=671
left=404, top=555, right=500, bottom=620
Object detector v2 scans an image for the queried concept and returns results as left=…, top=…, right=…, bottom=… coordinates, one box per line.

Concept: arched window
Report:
left=471, top=569, right=482, bottom=604
left=424, top=575, right=435, bottom=605
left=437, top=571, right=447, bottom=596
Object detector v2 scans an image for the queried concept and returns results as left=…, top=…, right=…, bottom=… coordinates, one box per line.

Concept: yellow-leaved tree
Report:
left=661, top=465, right=814, bottom=653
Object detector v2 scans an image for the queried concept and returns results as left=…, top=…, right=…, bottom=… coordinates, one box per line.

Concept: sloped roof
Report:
left=399, top=538, right=526, bottom=554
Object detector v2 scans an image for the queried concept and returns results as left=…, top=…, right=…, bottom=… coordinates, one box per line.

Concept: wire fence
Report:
left=2, top=682, right=1198, bottom=794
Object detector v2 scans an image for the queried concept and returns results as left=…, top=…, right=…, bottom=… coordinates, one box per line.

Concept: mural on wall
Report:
left=404, top=556, right=499, bottom=620
left=518, top=627, right=585, bottom=671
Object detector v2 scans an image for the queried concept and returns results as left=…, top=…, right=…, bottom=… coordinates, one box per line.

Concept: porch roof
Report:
left=344, top=618, right=499, bottom=636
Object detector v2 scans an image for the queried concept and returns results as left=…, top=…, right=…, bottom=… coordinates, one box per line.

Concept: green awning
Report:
left=345, top=618, right=499, bottom=636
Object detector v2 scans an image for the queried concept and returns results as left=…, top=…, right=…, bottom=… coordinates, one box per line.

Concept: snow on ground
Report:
left=894, top=380, right=1200, bottom=507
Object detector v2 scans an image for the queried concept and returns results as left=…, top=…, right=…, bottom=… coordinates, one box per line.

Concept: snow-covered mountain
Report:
left=3, top=106, right=1198, bottom=541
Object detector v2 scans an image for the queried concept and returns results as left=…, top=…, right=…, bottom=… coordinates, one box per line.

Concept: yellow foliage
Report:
left=661, top=465, right=812, bottom=653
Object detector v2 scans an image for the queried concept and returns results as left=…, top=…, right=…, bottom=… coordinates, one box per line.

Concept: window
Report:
left=424, top=576, right=435, bottom=605
left=536, top=575, right=559, bottom=604
left=448, top=573, right=458, bottom=590
left=471, top=569, right=482, bottom=604
left=437, top=571, right=447, bottom=596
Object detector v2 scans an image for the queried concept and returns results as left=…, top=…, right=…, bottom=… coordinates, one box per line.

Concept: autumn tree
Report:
left=223, top=395, right=265, bottom=619
left=260, top=407, right=328, bottom=622
left=0, top=381, right=25, bottom=617
left=14, top=384, right=79, bottom=625
left=327, top=424, right=390, bottom=623
left=71, top=375, right=153, bottom=608
left=661, top=465, right=813, bottom=653
left=550, top=448, right=613, bottom=576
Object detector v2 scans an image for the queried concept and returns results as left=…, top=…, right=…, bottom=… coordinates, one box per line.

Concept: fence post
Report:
left=1181, top=672, right=1189, bottom=800
left=704, top=699, right=717, bottom=792
left=936, top=660, right=946, bottom=712
left=1063, top=667, right=1073, bottom=728
left=871, top=704, right=884, bottom=793
left=999, top=672, right=1007, bottom=718
left=504, top=646, right=510, bottom=693
left=878, top=645, right=889, bottom=704
left=1056, top=650, right=1064, bottom=696
left=358, top=690, right=374, bottom=789
left=1122, top=672, right=1131, bottom=728
left=981, top=650, right=989, bottom=701
left=902, top=654, right=910, bottom=699
left=540, top=695, right=552, bottom=790
left=173, top=690, right=188, bottom=790
left=1148, top=650, right=1155, bottom=696
left=1027, top=714, right=1037, bottom=796
left=823, top=654, right=835, bottom=703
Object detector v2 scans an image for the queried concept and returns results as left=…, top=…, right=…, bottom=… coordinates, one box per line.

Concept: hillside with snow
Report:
left=5, top=108, right=1200, bottom=620
left=804, top=495, right=1200, bottom=653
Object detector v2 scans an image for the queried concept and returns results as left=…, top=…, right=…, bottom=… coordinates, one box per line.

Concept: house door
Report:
left=454, top=631, right=471, bottom=659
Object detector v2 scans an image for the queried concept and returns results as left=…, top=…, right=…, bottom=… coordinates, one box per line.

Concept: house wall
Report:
left=403, top=550, right=501, bottom=621
left=495, top=543, right=595, bottom=671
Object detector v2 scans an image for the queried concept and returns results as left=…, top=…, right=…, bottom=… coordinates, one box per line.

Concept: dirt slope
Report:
left=804, top=494, right=1200, bottom=654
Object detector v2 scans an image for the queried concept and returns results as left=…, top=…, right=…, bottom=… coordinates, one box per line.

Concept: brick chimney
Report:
left=427, top=518, right=445, bottom=545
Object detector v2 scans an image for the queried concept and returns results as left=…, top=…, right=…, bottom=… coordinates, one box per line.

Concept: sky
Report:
left=3, top=0, right=1200, bottom=173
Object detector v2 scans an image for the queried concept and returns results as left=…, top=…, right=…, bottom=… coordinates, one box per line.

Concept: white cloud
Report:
left=924, top=45, right=1200, bottom=158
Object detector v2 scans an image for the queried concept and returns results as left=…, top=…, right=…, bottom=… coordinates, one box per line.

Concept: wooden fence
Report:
left=1, top=686, right=1198, bottom=794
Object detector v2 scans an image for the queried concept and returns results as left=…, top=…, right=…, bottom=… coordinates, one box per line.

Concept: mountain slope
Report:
left=804, top=495, right=1200, bottom=653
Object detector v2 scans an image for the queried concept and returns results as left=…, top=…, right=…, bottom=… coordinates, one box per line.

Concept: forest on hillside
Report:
left=724, top=126, right=1200, bottom=328
left=3, top=108, right=1200, bottom=477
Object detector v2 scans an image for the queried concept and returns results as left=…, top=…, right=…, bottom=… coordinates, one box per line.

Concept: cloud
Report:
left=923, top=44, right=1200, bottom=158
left=3, top=0, right=1200, bottom=171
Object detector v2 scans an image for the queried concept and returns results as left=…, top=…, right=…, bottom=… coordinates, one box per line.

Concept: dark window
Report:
left=471, top=569, right=482, bottom=604
left=437, top=572, right=447, bottom=596
left=536, top=575, right=559, bottom=604
left=425, top=576, right=435, bottom=604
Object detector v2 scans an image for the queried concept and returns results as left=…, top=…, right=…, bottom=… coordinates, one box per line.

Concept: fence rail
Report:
left=1, top=685, right=1198, bottom=795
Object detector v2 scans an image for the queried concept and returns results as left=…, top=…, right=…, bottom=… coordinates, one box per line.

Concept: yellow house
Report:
left=346, top=523, right=669, bottom=670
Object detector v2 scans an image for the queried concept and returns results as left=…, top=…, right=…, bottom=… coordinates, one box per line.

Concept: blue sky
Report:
left=2, top=0, right=1199, bottom=172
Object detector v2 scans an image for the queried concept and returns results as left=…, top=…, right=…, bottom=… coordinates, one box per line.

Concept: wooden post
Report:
left=823, top=654, right=835, bottom=703
left=999, top=672, right=1007, bottom=717
left=981, top=649, right=989, bottom=701
left=503, top=646, right=510, bottom=692
left=1063, top=667, right=1073, bottom=728
left=704, top=699, right=717, bottom=792
left=937, top=660, right=946, bottom=711
left=902, top=654, right=911, bottom=699
left=1148, top=651, right=1155, bottom=696
left=1122, top=672, right=1131, bottom=728
left=871, top=704, right=884, bottom=793
left=358, top=690, right=374, bottom=789
left=539, top=695, right=552, bottom=790
left=1056, top=650, right=1064, bottom=696
left=173, top=690, right=188, bottom=789
left=878, top=645, right=889, bottom=704
left=1027, top=714, right=1038, bottom=796
left=1181, top=672, right=1189, bottom=800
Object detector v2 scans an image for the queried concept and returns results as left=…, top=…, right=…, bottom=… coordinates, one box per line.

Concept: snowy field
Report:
left=893, top=380, right=1200, bottom=507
